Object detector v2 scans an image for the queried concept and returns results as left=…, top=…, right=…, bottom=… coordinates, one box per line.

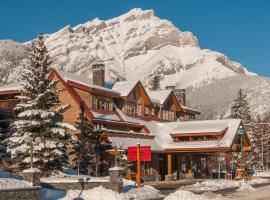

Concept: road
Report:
left=222, top=185, right=270, bottom=200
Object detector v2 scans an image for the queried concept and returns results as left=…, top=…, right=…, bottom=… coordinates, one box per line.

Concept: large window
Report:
left=126, top=102, right=143, bottom=116
left=92, top=96, right=112, bottom=111
left=162, top=109, right=175, bottom=121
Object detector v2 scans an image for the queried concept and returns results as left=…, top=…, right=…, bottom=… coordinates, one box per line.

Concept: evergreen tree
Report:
left=229, top=89, right=262, bottom=169
left=6, top=33, right=77, bottom=172
left=229, top=89, right=252, bottom=124
left=70, top=105, right=95, bottom=174
left=149, top=75, right=161, bottom=91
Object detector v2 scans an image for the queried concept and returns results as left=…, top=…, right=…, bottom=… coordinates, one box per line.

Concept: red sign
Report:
left=128, top=146, right=151, bottom=162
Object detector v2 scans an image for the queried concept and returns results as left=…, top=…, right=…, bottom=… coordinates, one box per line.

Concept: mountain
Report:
left=0, top=8, right=269, bottom=119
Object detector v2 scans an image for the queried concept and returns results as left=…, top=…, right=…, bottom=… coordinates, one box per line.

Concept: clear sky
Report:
left=0, top=0, right=269, bottom=76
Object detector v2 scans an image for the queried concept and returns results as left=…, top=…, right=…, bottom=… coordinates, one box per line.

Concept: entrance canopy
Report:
left=146, top=119, right=251, bottom=153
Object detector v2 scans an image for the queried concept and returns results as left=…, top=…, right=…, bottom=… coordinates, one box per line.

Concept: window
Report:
left=126, top=102, right=143, bottom=116
left=162, top=109, right=175, bottom=121
left=92, top=95, right=112, bottom=111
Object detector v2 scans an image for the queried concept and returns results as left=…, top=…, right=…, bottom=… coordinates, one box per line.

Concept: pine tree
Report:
left=70, top=105, right=95, bottom=174
left=229, top=89, right=262, bottom=169
left=229, top=89, right=252, bottom=124
left=6, top=33, right=77, bottom=172
left=149, top=75, right=161, bottom=91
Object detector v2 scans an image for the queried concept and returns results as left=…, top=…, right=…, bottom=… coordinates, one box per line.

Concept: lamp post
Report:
left=24, top=136, right=41, bottom=169
left=237, top=126, right=245, bottom=163
left=24, top=136, right=34, bottom=168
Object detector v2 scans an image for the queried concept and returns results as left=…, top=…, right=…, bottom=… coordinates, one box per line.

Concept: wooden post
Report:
left=114, top=147, right=118, bottom=166
left=136, top=143, right=141, bottom=187
left=167, top=153, right=172, bottom=176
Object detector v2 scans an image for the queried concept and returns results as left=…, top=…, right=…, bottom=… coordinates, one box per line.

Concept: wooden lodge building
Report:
left=0, top=64, right=252, bottom=181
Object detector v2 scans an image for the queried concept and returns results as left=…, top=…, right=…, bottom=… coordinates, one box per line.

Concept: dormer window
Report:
left=92, top=95, right=112, bottom=111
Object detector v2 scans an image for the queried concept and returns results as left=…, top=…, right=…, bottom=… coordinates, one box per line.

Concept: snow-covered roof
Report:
left=92, top=111, right=120, bottom=121
left=146, top=119, right=242, bottom=150
left=112, top=80, right=139, bottom=96
left=0, top=82, right=22, bottom=92
left=56, top=69, right=120, bottom=94
left=109, top=136, right=162, bottom=151
left=181, top=104, right=201, bottom=114
left=147, top=90, right=172, bottom=104
left=171, top=121, right=228, bottom=134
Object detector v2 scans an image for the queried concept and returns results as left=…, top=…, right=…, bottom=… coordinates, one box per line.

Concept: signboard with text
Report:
left=128, top=146, right=151, bottom=162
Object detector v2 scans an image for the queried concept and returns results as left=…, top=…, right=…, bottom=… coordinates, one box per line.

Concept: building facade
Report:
left=0, top=65, right=252, bottom=180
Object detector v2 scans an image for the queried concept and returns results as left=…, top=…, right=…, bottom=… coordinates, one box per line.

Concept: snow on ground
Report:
left=247, top=177, right=269, bottom=184
left=125, top=185, right=163, bottom=200
left=41, top=176, right=110, bottom=183
left=237, top=182, right=256, bottom=192
left=41, top=179, right=162, bottom=200
left=180, top=179, right=240, bottom=192
left=164, top=190, right=225, bottom=200
left=0, top=178, right=32, bottom=190
left=254, top=171, right=270, bottom=178
left=59, top=186, right=128, bottom=200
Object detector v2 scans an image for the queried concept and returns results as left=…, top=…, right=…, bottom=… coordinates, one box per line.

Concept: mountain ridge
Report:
left=0, top=8, right=269, bottom=120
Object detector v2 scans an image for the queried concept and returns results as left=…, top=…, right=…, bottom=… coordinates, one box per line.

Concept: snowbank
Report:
left=180, top=179, right=239, bottom=192
left=254, top=171, right=270, bottom=178
left=125, top=185, right=163, bottom=200
left=248, top=177, right=269, bottom=184
left=237, top=182, right=256, bottom=192
left=41, top=176, right=110, bottom=183
left=59, top=186, right=127, bottom=200
left=0, top=178, right=32, bottom=190
left=164, top=190, right=224, bottom=200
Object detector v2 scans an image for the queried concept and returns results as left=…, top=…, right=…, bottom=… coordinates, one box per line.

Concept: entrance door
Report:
left=158, top=156, right=165, bottom=180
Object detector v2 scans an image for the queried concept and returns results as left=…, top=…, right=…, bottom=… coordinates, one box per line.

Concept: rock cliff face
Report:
left=1, top=8, right=268, bottom=119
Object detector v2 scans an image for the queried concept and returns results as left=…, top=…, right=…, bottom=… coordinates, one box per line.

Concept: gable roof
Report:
left=148, top=90, right=172, bottom=104
left=112, top=80, right=139, bottom=96
left=56, top=69, right=120, bottom=95
left=112, top=80, right=153, bottom=105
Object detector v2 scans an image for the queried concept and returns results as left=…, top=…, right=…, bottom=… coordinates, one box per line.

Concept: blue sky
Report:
left=0, top=0, right=269, bottom=76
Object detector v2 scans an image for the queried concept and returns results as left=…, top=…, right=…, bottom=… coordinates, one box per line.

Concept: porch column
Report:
left=166, top=153, right=173, bottom=181
left=187, top=153, right=193, bottom=179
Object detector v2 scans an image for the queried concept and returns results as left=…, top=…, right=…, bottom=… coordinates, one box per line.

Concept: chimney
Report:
left=174, top=89, right=186, bottom=106
left=92, top=63, right=105, bottom=87
left=166, top=86, right=186, bottom=106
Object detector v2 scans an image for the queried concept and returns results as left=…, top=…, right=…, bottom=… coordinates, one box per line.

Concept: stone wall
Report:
left=41, top=181, right=123, bottom=193
left=0, top=187, right=40, bottom=200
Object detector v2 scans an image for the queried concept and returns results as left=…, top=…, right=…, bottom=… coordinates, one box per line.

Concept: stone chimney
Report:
left=174, top=89, right=186, bottom=106
left=166, top=86, right=186, bottom=106
left=92, top=63, right=105, bottom=87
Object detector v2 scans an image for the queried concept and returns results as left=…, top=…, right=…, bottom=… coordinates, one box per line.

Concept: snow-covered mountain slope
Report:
left=0, top=8, right=268, bottom=119
left=0, top=40, right=29, bottom=84
left=29, top=8, right=254, bottom=88
left=187, top=75, right=270, bottom=120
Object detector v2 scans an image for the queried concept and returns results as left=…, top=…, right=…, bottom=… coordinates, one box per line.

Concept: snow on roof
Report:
left=181, top=104, right=201, bottom=114
left=146, top=119, right=242, bottom=150
left=114, top=105, right=147, bottom=125
left=0, top=82, right=22, bottom=92
left=92, top=111, right=120, bottom=121
left=112, top=80, right=139, bottom=96
left=109, top=136, right=162, bottom=151
left=56, top=69, right=119, bottom=94
left=171, top=121, right=228, bottom=134
left=147, top=90, right=172, bottom=104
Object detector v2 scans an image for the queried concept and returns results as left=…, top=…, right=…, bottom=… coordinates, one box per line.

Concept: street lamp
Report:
left=237, top=126, right=245, bottom=163
left=24, top=136, right=41, bottom=169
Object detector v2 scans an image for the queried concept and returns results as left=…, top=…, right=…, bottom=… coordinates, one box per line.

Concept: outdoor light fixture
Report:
left=237, top=126, right=245, bottom=163
left=24, top=136, right=41, bottom=169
